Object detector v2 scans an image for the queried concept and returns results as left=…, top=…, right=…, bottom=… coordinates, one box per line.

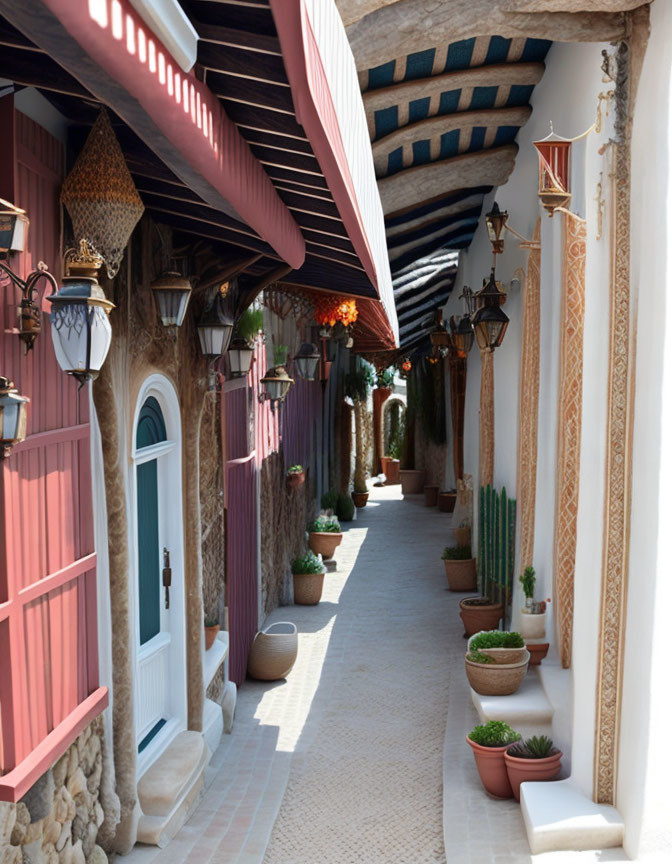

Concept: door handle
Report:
left=162, top=548, right=172, bottom=609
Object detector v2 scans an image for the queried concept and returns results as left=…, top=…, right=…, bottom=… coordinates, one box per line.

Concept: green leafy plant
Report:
left=287, top=464, right=303, bottom=474
left=291, top=551, right=326, bottom=575
left=273, top=343, right=289, bottom=366
left=507, top=735, right=558, bottom=759
left=204, top=616, right=219, bottom=628
left=376, top=366, right=395, bottom=389
left=441, top=545, right=472, bottom=560
left=468, top=721, right=521, bottom=748
left=466, top=651, right=496, bottom=665
left=520, top=565, right=536, bottom=600
left=336, top=493, right=355, bottom=523
left=344, top=360, right=375, bottom=403
left=308, top=515, right=341, bottom=534
left=469, top=631, right=524, bottom=651
left=321, top=488, right=339, bottom=511
left=234, top=305, right=263, bottom=345
left=345, top=359, right=376, bottom=493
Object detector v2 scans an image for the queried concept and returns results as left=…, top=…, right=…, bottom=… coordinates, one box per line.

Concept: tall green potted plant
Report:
left=519, top=565, right=547, bottom=640
left=345, top=360, right=375, bottom=507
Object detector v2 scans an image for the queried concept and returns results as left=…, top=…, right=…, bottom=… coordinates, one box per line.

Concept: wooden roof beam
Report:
left=344, top=1, right=629, bottom=71
left=377, top=144, right=518, bottom=214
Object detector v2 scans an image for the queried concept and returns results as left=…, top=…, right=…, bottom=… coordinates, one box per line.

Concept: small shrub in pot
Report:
left=291, top=551, right=326, bottom=605
left=504, top=735, right=563, bottom=801
left=467, top=721, right=521, bottom=798
left=308, top=515, right=343, bottom=560
left=441, top=545, right=477, bottom=592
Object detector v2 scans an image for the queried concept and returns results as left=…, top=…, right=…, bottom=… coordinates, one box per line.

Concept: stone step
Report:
left=521, top=779, right=624, bottom=854
left=470, top=666, right=554, bottom=738
left=137, top=730, right=209, bottom=847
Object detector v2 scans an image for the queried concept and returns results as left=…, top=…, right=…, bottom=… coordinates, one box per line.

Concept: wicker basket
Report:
left=465, top=650, right=530, bottom=696
left=293, top=571, right=324, bottom=605
left=247, top=622, right=298, bottom=681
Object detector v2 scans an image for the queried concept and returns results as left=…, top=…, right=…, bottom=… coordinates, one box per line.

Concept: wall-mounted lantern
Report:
left=485, top=202, right=508, bottom=255
left=151, top=271, right=192, bottom=327
left=429, top=309, right=451, bottom=356
left=260, top=364, right=293, bottom=406
left=0, top=377, right=29, bottom=458
left=449, top=313, right=475, bottom=359
left=47, top=242, right=114, bottom=386
left=197, top=284, right=234, bottom=356
left=472, top=269, right=509, bottom=352
left=294, top=342, right=320, bottom=381
left=533, top=125, right=571, bottom=215
left=0, top=199, right=29, bottom=255
left=227, top=338, right=254, bottom=378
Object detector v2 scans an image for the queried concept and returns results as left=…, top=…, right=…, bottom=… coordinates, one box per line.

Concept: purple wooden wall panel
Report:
left=280, top=376, right=322, bottom=472
left=225, top=456, right=258, bottom=685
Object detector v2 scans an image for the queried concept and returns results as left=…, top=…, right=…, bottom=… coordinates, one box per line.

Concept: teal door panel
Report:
left=137, top=457, right=160, bottom=645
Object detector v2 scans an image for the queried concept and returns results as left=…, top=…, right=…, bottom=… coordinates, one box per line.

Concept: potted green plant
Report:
left=336, top=492, right=355, bottom=523
left=345, top=360, right=375, bottom=507
left=384, top=418, right=403, bottom=485
left=441, top=545, right=477, bottom=591
left=519, top=566, right=547, bottom=640
left=308, top=515, right=343, bottom=560
left=286, top=464, right=305, bottom=490
left=466, top=721, right=521, bottom=799
left=504, top=735, right=563, bottom=801
left=464, top=632, right=529, bottom=695
left=291, top=551, right=327, bottom=605
left=229, top=305, right=263, bottom=377
left=204, top=616, right=220, bottom=651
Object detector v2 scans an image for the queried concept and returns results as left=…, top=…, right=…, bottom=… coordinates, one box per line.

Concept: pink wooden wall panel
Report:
left=0, top=108, right=104, bottom=792
left=225, top=455, right=258, bottom=686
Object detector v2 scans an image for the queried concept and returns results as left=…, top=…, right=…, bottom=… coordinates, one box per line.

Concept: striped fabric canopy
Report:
left=348, top=30, right=551, bottom=348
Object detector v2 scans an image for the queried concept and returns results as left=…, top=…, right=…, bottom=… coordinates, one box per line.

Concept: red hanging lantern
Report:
left=533, top=125, right=571, bottom=215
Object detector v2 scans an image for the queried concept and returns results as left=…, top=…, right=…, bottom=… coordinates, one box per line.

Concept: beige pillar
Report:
left=479, top=348, right=494, bottom=488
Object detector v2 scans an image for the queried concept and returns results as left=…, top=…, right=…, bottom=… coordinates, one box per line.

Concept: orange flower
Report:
left=314, top=296, right=358, bottom=327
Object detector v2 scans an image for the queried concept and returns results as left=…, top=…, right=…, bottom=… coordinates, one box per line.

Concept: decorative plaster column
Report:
left=515, top=223, right=541, bottom=572
left=479, top=348, right=494, bottom=488
left=553, top=213, right=587, bottom=670
left=448, top=353, right=467, bottom=482
left=373, top=386, right=391, bottom=473
left=594, top=11, right=648, bottom=805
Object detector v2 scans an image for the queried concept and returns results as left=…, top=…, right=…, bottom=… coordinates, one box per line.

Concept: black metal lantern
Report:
left=260, top=364, right=293, bottom=404
left=47, top=243, right=114, bottom=386
left=449, top=314, right=475, bottom=358
left=0, top=198, right=29, bottom=256
left=151, top=271, right=192, bottom=327
left=485, top=201, right=508, bottom=255
left=472, top=268, right=508, bottom=352
left=197, top=288, right=234, bottom=356
left=429, top=309, right=451, bottom=353
left=294, top=342, right=320, bottom=381
left=228, top=338, right=254, bottom=378
left=0, top=377, right=29, bottom=457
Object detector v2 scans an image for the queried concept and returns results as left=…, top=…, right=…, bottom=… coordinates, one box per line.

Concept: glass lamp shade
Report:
left=472, top=305, right=509, bottom=352
left=261, top=365, right=293, bottom=402
left=429, top=326, right=451, bottom=349
left=151, top=271, right=191, bottom=326
left=0, top=377, right=29, bottom=456
left=228, top=338, right=254, bottom=377
left=450, top=314, right=474, bottom=358
left=0, top=199, right=29, bottom=255
left=294, top=342, right=320, bottom=381
left=197, top=293, right=234, bottom=356
left=485, top=202, right=508, bottom=254
left=48, top=276, right=114, bottom=386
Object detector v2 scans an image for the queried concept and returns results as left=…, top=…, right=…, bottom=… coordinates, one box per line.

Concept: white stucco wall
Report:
left=619, top=2, right=672, bottom=858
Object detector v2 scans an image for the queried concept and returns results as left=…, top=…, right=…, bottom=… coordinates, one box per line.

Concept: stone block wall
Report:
left=260, top=453, right=315, bottom=616
left=0, top=717, right=107, bottom=863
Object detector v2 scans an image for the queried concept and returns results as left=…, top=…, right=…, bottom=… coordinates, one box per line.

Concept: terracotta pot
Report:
left=400, top=469, right=425, bottom=495
left=380, top=456, right=391, bottom=476
left=504, top=749, right=563, bottom=801
left=466, top=736, right=514, bottom=799
left=309, top=531, right=342, bottom=560
left=465, top=650, right=530, bottom=696
left=454, top=525, right=471, bottom=547
left=352, top=491, right=369, bottom=508
left=443, top=558, right=477, bottom=591
left=204, top=624, right=219, bottom=651
left=438, top=491, right=457, bottom=513
left=286, top=470, right=305, bottom=490
left=293, top=571, right=324, bottom=605
left=526, top=642, right=550, bottom=666
left=459, top=598, right=503, bottom=638
left=424, top=485, right=439, bottom=507
left=385, top=459, right=400, bottom=485
left=520, top=610, right=546, bottom=640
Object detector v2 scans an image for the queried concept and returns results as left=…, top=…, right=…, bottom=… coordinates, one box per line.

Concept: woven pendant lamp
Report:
left=61, top=110, right=144, bottom=278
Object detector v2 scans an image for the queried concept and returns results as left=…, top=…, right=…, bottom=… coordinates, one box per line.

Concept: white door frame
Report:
left=129, top=373, right=187, bottom=779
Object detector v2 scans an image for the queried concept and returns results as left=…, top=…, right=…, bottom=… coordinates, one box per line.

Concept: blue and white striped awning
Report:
left=394, top=249, right=459, bottom=349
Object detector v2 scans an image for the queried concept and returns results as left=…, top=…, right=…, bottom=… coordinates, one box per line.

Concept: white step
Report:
left=470, top=667, right=554, bottom=738
left=137, top=731, right=209, bottom=847
left=521, top=779, right=624, bottom=854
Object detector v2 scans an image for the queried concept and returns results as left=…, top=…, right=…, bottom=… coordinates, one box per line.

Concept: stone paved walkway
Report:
left=125, top=485, right=632, bottom=864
